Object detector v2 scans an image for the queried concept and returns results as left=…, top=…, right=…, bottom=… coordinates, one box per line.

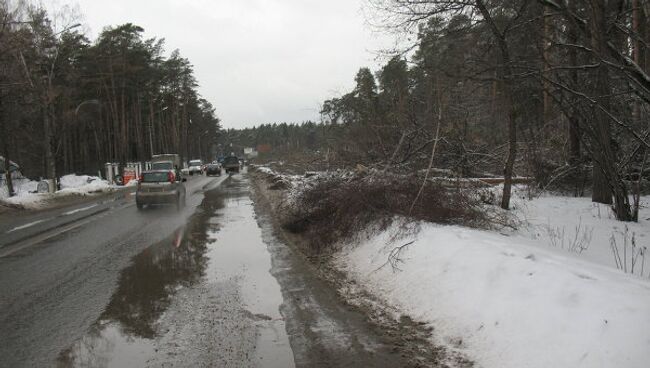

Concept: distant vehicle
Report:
left=151, top=154, right=181, bottom=172
left=205, top=163, right=221, bottom=176
left=136, top=170, right=186, bottom=211
left=151, top=161, right=173, bottom=170
left=187, top=159, right=203, bottom=175
left=222, top=156, right=240, bottom=174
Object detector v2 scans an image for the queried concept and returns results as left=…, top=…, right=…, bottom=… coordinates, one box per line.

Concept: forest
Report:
left=3, top=0, right=650, bottom=224
left=231, top=0, right=650, bottom=223
left=0, top=1, right=220, bottom=194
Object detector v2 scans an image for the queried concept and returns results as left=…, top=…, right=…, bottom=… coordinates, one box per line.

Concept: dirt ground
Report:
left=249, top=168, right=474, bottom=368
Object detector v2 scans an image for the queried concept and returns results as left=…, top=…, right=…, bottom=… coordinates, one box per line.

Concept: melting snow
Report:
left=1, top=174, right=114, bottom=209
left=337, top=195, right=650, bottom=368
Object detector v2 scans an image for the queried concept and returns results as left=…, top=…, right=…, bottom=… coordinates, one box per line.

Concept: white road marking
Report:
left=0, top=206, right=122, bottom=258
left=6, top=219, right=47, bottom=233
left=62, top=204, right=99, bottom=216
left=0, top=176, right=223, bottom=258
left=5, top=203, right=99, bottom=234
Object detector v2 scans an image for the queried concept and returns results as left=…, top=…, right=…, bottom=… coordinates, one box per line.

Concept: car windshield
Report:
left=141, top=172, right=170, bottom=182
left=151, top=162, right=173, bottom=170
left=189, top=160, right=201, bottom=166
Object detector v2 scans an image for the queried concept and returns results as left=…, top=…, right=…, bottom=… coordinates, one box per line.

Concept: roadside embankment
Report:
left=250, top=164, right=650, bottom=368
left=249, top=164, right=474, bottom=368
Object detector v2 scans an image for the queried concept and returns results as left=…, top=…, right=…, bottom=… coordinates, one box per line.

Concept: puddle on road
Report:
left=58, top=176, right=294, bottom=368
left=203, top=178, right=294, bottom=367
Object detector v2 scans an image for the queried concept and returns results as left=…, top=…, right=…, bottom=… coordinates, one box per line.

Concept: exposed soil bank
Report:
left=250, top=168, right=472, bottom=367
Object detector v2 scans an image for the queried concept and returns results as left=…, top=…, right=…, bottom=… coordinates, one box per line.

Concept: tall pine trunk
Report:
left=590, top=0, right=632, bottom=220
left=476, top=0, right=518, bottom=210
left=1, top=101, right=15, bottom=197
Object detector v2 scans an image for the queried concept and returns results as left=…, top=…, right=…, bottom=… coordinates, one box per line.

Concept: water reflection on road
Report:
left=58, top=175, right=294, bottom=367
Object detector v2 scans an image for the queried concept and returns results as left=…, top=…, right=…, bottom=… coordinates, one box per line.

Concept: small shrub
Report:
left=610, top=226, right=648, bottom=277
left=543, top=218, right=593, bottom=254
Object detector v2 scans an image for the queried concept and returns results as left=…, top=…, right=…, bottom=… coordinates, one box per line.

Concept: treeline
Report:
left=315, top=0, right=649, bottom=222
left=220, top=122, right=325, bottom=154
left=0, top=1, right=220, bottom=192
left=233, top=1, right=650, bottom=222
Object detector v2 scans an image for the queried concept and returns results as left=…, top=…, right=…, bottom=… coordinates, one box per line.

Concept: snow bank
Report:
left=0, top=178, right=38, bottom=198
left=255, top=165, right=650, bottom=367
left=336, top=190, right=650, bottom=368
left=514, top=194, right=650, bottom=276
left=58, top=174, right=111, bottom=195
left=0, top=174, right=114, bottom=209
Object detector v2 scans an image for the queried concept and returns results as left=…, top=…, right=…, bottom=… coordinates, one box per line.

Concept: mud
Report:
left=250, top=169, right=474, bottom=368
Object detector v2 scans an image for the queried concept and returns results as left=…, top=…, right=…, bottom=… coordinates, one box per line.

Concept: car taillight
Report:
left=168, top=171, right=175, bottom=183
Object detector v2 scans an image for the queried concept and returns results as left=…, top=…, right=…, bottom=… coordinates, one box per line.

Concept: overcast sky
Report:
left=58, top=0, right=394, bottom=129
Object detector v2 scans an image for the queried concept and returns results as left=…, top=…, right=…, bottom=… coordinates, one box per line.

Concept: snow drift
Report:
left=337, top=197, right=650, bottom=368
left=1, top=174, right=114, bottom=209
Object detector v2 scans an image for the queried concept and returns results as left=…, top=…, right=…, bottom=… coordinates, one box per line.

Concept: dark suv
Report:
left=205, top=163, right=222, bottom=176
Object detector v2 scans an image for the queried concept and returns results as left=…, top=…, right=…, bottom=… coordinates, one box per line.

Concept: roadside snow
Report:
left=255, top=166, right=275, bottom=175
left=58, top=174, right=111, bottom=195
left=336, top=193, right=650, bottom=368
left=0, top=178, right=38, bottom=198
left=514, top=193, right=650, bottom=276
left=0, top=174, right=114, bottom=209
left=253, top=165, right=650, bottom=366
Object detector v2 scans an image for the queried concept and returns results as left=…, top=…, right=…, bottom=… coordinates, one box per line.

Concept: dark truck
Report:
left=222, top=155, right=240, bottom=174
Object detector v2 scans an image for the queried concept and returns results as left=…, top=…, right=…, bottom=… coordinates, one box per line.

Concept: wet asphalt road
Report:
left=0, top=171, right=409, bottom=367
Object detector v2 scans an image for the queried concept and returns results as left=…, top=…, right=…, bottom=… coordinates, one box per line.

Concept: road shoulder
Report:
left=249, top=169, right=468, bottom=367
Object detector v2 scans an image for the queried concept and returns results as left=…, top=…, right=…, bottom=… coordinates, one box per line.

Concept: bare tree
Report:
left=366, top=0, right=534, bottom=209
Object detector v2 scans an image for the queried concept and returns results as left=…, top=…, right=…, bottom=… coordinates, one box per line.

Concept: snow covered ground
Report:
left=251, top=165, right=650, bottom=367
left=336, top=193, right=650, bottom=368
left=514, top=192, right=650, bottom=276
left=0, top=174, right=115, bottom=209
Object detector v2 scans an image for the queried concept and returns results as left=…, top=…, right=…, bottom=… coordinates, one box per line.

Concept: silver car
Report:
left=136, top=170, right=186, bottom=210
left=187, top=159, right=203, bottom=175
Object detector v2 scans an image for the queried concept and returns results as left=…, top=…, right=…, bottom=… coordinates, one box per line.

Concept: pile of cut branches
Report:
left=282, top=171, right=495, bottom=254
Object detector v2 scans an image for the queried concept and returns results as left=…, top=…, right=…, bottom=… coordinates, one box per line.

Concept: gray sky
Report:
left=63, top=0, right=393, bottom=129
